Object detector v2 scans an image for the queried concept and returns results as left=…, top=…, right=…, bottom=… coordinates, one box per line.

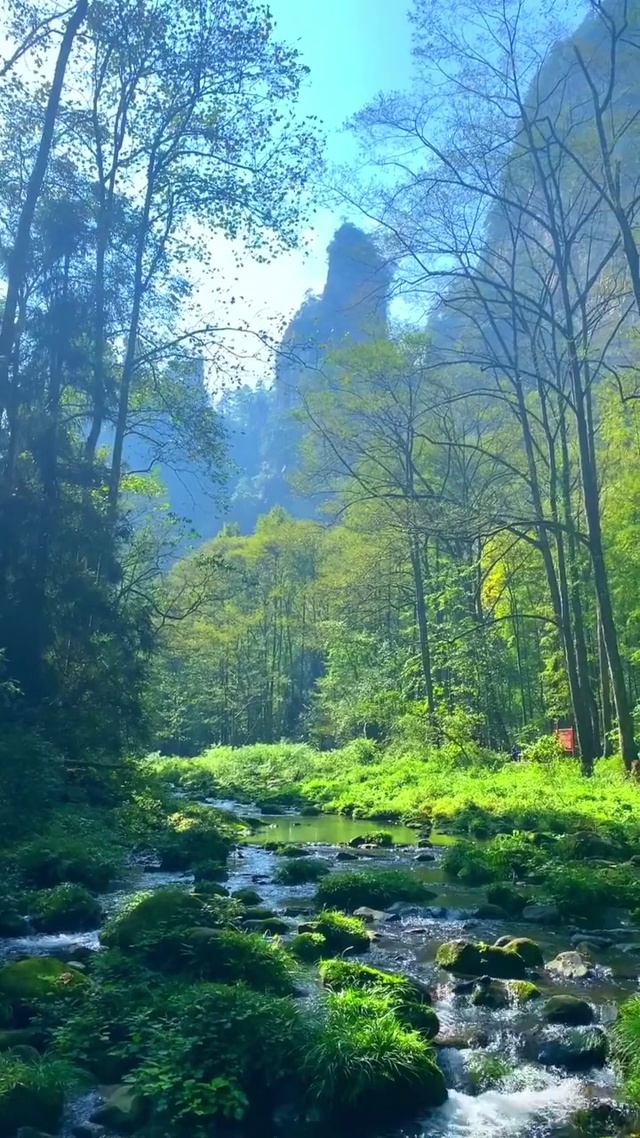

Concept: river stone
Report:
left=417, top=838, right=433, bottom=848
left=91, top=1085, right=147, bottom=1132
left=435, top=940, right=527, bottom=979
left=543, top=995, right=594, bottom=1025
left=243, top=918, right=289, bottom=935
left=501, top=938, right=544, bottom=968
left=472, top=904, right=509, bottom=920
left=546, top=951, right=591, bottom=979
left=471, top=979, right=510, bottom=1008
left=434, top=1028, right=489, bottom=1049
left=414, top=851, right=436, bottom=862
left=570, top=933, right=612, bottom=949
left=533, top=1027, right=608, bottom=1070
left=522, top=902, right=561, bottom=924
left=336, top=849, right=358, bottom=861
left=486, top=885, right=527, bottom=915
left=353, top=907, right=388, bottom=923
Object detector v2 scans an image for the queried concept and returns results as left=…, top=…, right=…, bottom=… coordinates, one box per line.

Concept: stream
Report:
left=2, top=804, right=638, bottom=1138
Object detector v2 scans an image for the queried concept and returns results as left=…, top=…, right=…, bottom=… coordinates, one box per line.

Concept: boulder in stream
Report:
left=546, top=950, right=592, bottom=979
left=435, top=939, right=527, bottom=979
left=522, top=902, right=561, bottom=924
left=530, top=1026, right=608, bottom=1070
left=90, top=1085, right=147, bottom=1133
left=353, top=906, right=388, bottom=922
left=500, top=937, right=544, bottom=967
left=471, top=979, right=510, bottom=1008
left=542, top=995, right=594, bottom=1025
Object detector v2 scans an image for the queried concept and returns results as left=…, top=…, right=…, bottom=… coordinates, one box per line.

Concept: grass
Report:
left=273, top=857, right=331, bottom=885
left=148, top=742, right=640, bottom=837
left=315, top=868, right=434, bottom=912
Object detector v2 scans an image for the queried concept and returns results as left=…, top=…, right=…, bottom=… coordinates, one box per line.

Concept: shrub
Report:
left=613, top=995, right=640, bottom=1105
left=274, top=844, right=309, bottom=858
left=127, top=983, right=305, bottom=1136
left=0, top=1053, right=71, bottom=1136
left=303, top=990, right=447, bottom=1121
left=319, top=960, right=438, bottom=1038
left=315, top=869, right=434, bottom=912
left=300, top=911, right=370, bottom=955
left=0, top=958, right=87, bottom=1026
left=156, top=805, right=234, bottom=871
left=232, top=889, right=263, bottom=906
left=289, top=933, right=327, bottom=963
left=184, top=928, right=295, bottom=993
left=99, top=887, right=238, bottom=967
left=274, top=858, right=330, bottom=885
left=32, top=884, right=102, bottom=933
left=18, top=836, right=118, bottom=891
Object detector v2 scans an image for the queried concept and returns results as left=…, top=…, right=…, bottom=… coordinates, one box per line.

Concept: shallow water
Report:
left=3, top=804, right=638, bottom=1138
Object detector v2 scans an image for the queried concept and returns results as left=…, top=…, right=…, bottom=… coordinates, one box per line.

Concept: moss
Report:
left=500, top=937, right=543, bottom=968
left=32, top=884, right=102, bottom=933
left=232, top=888, right=263, bottom=905
left=192, top=861, right=228, bottom=884
left=289, top=933, right=327, bottom=962
left=315, top=869, right=435, bottom=913
left=486, top=885, right=527, bottom=914
left=0, top=958, right=86, bottom=1025
left=273, top=858, right=330, bottom=885
left=183, top=927, right=295, bottom=993
left=274, top=844, right=309, bottom=858
left=319, top=960, right=438, bottom=1038
left=511, top=981, right=541, bottom=1004
left=99, top=887, right=214, bottom=964
left=157, top=805, right=233, bottom=871
left=242, top=917, right=289, bottom=935
left=471, top=980, right=509, bottom=1008
left=435, top=940, right=527, bottom=979
left=300, top=911, right=370, bottom=955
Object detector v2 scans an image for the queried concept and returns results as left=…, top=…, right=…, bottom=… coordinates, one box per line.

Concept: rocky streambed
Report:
left=1, top=803, right=638, bottom=1138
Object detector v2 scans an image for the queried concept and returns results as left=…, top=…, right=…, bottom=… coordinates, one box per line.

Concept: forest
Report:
left=2, top=1, right=640, bottom=1137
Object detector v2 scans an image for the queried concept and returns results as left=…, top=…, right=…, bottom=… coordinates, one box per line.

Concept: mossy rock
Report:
left=501, top=937, right=543, bottom=968
left=194, top=882, right=229, bottom=900
left=486, top=885, right=527, bottom=915
left=241, top=906, right=278, bottom=921
left=315, top=869, right=436, bottom=913
left=319, top=959, right=438, bottom=1038
left=511, top=981, right=541, bottom=1004
left=274, top=844, right=309, bottom=858
left=157, top=808, right=232, bottom=871
left=289, top=932, right=327, bottom=962
left=99, top=888, right=208, bottom=957
left=192, top=861, right=228, bottom=884
left=0, top=1029, right=41, bottom=1052
left=534, top=1027, right=608, bottom=1070
left=232, top=889, right=263, bottom=906
left=299, top=805, right=321, bottom=816
left=543, top=995, right=594, bottom=1025
left=300, top=911, right=370, bottom=955
left=32, top=885, right=102, bottom=934
left=243, top=918, right=289, bottom=935
left=184, top=927, right=294, bottom=993
left=90, top=1084, right=147, bottom=1133
left=471, top=980, right=510, bottom=1008
left=435, top=940, right=527, bottom=979
left=473, top=904, right=510, bottom=920
left=0, top=958, right=86, bottom=1025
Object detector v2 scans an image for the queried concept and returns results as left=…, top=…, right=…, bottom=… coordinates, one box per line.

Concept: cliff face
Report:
left=223, top=223, right=390, bottom=532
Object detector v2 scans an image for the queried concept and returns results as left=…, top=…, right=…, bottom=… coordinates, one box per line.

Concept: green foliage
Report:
left=613, top=996, right=640, bottom=1105
left=184, top=929, right=296, bottom=993
left=301, top=911, right=370, bottom=955
left=289, top=932, right=327, bottom=962
left=0, top=958, right=87, bottom=1026
left=18, top=829, right=120, bottom=891
left=126, top=983, right=306, bottom=1137
left=154, top=804, right=235, bottom=871
left=99, top=888, right=225, bottom=964
left=273, top=857, right=331, bottom=885
left=319, top=960, right=438, bottom=1038
left=303, top=990, right=447, bottom=1120
left=315, top=868, right=433, bottom=912
left=32, top=884, right=102, bottom=933
left=435, top=940, right=527, bottom=979
left=0, top=1052, right=71, bottom=1136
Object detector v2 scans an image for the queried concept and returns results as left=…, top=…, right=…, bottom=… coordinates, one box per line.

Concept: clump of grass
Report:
left=303, top=990, right=447, bottom=1121
left=315, top=869, right=434, bottom=912
left=301, top=911, right=370, bottom=955
left=274, top=858, right=331, bottom=885
left=466, top=1054, right=512, bottom=1094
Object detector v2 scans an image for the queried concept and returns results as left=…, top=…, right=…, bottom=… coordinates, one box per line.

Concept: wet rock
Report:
left=471, top=979, right=510, bottom=1008
left=532, top=1027, right=608, bottom=1070
left=522, top=902, right=561, bottom=924
left=546, top=951, right=592, bottom=979
left=299, top=805, right=320, bottom=816
left=501, top=937, right=544, bottom=968
left=336, top=849, right=358, bottom=861
left=511, top=980, right=541, bottom=1004
left=242, top=918, right=290, bottom=935
left=0, top=911, right=30, bottom=937
left=414, top=851, right=436, bottom=862
left=493, top=935, right=512, bottom=947
left=282, top=904, right=314, bottom=917
left=353, top=907, right=387, bottom=923
left=435, top=939, right=527, bottom=979
left=0, top=957, right=87, bottom=1026
left=434, top=1029, right=490, bottom=1049
left=486, top=885, right=527, bottom=915
left=543, top=995, right=594, bottom=1025
left=616, top=943, right=640, bottom=954
left=472, top=904, right=509, bottom=920
left=569, top=933, right=612, bottom=950
left=417, top=838, right=433, bottom=848
left=90, top=1085, right=147, bottom=1132
left=452, top=979, right=476, bottom=994
left=231, top=888, right=263, bottom=906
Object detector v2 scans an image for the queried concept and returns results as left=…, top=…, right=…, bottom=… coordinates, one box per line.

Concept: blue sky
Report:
left=197, top=0, right=414, bottom=387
